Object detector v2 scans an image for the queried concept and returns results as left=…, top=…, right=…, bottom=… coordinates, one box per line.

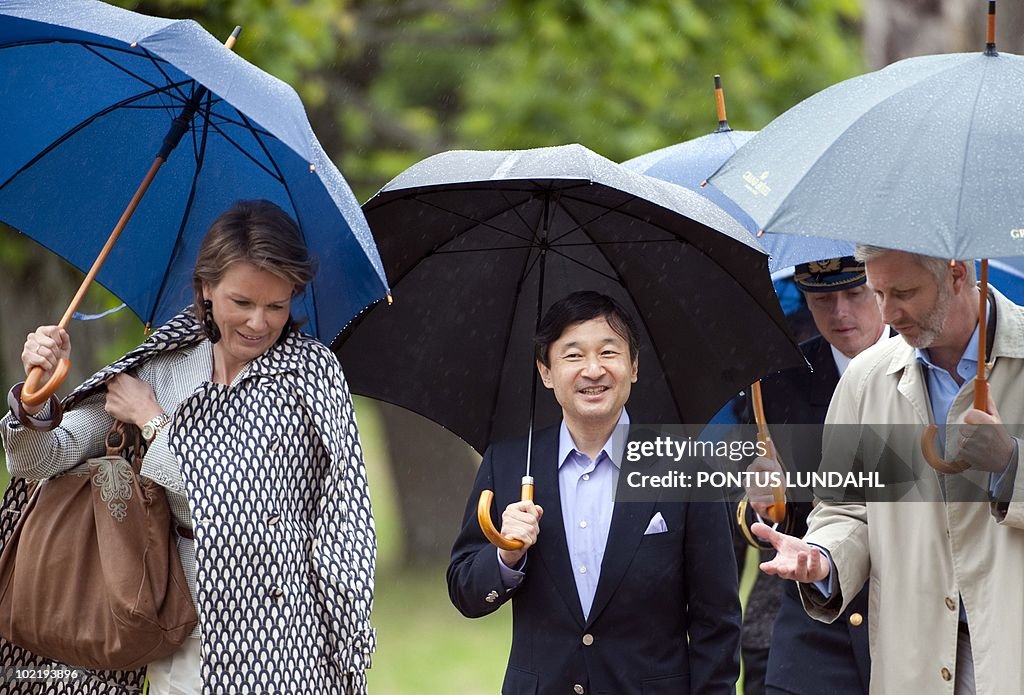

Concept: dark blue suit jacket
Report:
left=447, top=423, right=741, bottom=695
left=758, top=335, right=872, bottom=694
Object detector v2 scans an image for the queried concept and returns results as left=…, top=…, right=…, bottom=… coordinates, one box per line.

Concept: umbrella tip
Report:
left=387, top=293, right=394, bottom=306
left=225, top=26, right=243, bottom=51
left=699, top=179, right=709, bottom=188
left=309, top=163, right=315, bottom=173
left=713, top=74, right=732, bottom=133
left=756, top=229, right=765, bottom=238
left=985, top=0, right=998, bottom=55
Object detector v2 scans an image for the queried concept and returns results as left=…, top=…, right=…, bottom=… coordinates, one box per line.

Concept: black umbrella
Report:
left=335, top=144, right=804, bottom=546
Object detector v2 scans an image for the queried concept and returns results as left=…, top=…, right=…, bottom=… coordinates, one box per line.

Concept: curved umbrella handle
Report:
left=477, top=476, right=535, bottom=551
left=751, top=381, right=786, bottom=524
left=921, top=377, right=986, bottom=475
left=20, top=360, right=71, bottom=408
left=920, top=424, right=970, bottom=475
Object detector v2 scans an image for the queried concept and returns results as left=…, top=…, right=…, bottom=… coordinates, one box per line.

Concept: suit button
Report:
left=573, top=685, right=585, bottom=694
left=945, top=597, right=957, bottom=611
left=849, top=612, right=863, bottom=627
left=582, top=633, right=594, bottom=646
left=941, top=667, right=952, bottom=681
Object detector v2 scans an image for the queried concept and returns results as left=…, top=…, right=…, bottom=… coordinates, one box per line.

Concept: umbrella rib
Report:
left=499, top=188, right=551, bottom=245
left=0, top=79, right=195, bottom=193
left=557, top=199, right=689, bottom=422
left=952, top=62, right=992, bottom=252
left=410, top=196, right=537, bottom=245
left=197, top=113, right=285, bottom=183
left=231, top=107, right=316, bottom=329
left=546, top=193, right=638, bottom=245
left=430, top=239, right=681, bottom=255
left=233, top=108, right=291, bottom=184
left=485, top=227, right=547, bottom=447
left=148, top=91, right=217, bottom=326
left=83, top=43, right=187, bottom=107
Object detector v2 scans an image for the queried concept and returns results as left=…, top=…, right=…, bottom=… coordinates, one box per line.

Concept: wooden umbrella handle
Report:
left=477, top=477, right=534, bottom=551
left=20, top=361, right=72, bottom=408
left=751, top=381, right=786, bottom=523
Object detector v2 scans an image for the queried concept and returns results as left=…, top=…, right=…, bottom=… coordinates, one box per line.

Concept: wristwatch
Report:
left=141, top=413, right=171, bottom=444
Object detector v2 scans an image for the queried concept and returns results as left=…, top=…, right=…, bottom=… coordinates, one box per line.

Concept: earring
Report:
left=202, top=299, right=222, bottom=344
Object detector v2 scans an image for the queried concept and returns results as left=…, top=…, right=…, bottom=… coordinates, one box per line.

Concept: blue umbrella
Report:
left=623, top=75, right=851, bottom=273
left=0, top=0, right=389, bottom=401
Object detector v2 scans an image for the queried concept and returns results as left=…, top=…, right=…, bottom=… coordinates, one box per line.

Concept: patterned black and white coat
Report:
left=0, top=311, right=376, bottom=694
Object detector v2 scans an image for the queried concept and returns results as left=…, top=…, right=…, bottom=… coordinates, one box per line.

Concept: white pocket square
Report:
left=643, top=511, right=668, bottom=535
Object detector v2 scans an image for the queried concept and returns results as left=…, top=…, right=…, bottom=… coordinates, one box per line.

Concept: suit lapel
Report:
left=530, top=426, right=587, bottom=628
left=584, top=426, right=658, bottom=628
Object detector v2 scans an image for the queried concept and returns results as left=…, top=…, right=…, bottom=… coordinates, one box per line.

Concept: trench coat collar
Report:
left=62, top=309, right=314, bottom=411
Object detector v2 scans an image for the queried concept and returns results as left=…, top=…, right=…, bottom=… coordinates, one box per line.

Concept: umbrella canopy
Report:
left=0, top=0, right=388, bottom=343
left=334, top=144, right=804, bottom=454
left=624, top=129, right=852, bottom=272
left=708, top=48, right=1024, bottom=260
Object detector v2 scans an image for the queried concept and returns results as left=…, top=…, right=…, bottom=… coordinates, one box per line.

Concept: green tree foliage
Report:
left=114, top=0, right=863, bottom=200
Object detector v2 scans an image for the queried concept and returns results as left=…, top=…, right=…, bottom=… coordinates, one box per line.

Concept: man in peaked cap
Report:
left=736, top=256, right=887, bottom=695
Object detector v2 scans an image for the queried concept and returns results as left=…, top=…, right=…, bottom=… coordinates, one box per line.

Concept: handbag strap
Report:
left=104, top=420, right=143, bottom=473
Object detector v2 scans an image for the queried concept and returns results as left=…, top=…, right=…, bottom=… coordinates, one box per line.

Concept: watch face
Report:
left=142, top=423, right=156, bottom=441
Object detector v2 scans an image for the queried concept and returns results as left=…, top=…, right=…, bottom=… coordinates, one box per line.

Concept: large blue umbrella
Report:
left=623, top=76, right=850, bottom=273
left=0, top=1, right=388, bottom=353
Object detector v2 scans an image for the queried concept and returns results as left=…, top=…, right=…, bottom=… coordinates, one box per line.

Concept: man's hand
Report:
left=752, top=521, right=829, bottom=583
left=104, top=374, right=162, bottom=427
left=497, top=500, right=543, bottom=567
left=747, top=442, right=786, bottom=518
left=955, top=393, right=1014, bottom=474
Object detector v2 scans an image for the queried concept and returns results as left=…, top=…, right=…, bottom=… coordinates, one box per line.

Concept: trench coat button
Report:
left=849, top=613, right=863, bottom=627
left=573, top=685, right=585, bottom=694
left=485, top=590, right=499, bottom=603
left=945, top=597, right=957, bottom=611
left=582, top=633, right=594, bottom=646
left=941, top=667, right=952, bottom=681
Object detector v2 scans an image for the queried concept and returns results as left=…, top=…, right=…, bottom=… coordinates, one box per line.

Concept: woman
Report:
left=0, top=200, right=376, bottom=694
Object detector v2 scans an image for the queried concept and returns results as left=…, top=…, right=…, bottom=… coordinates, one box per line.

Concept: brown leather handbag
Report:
left=0, top=421, right=198, bottom=671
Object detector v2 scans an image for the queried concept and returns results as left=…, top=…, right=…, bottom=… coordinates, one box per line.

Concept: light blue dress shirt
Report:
left=497, top=409, right=629, bottom=619
left=816, top=320, right=1015, bottom=607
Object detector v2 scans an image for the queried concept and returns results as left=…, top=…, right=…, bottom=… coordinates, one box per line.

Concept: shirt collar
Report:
left=831, top=324, right=891, bottom=377
left=557, top=408, right=630, bottom=470
left=915, top=320, right=980, bottom=374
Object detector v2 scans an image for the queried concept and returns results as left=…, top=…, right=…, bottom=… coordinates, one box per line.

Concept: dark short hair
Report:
left=534, top=291, right=640, bottom=367
left=192, top=199, right=317, bottom=326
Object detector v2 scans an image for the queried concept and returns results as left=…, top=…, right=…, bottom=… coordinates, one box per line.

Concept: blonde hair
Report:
left=854, top=245, right=976, bottom=285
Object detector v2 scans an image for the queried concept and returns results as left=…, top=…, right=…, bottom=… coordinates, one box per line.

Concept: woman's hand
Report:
left=105, top=374, right=163, bottom=427
left=20, top=326, right=71, bottom=414
left=22, top=326, right=71, bottom=382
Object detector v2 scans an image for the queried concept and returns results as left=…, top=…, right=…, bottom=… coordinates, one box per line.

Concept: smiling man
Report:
left=754, top=247, right=1024, bottom=695
left=448, top=291, right=741, bottom=695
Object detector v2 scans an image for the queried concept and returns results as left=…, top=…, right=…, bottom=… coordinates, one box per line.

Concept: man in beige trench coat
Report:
left=753, top=246, right=1024, bottom=695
